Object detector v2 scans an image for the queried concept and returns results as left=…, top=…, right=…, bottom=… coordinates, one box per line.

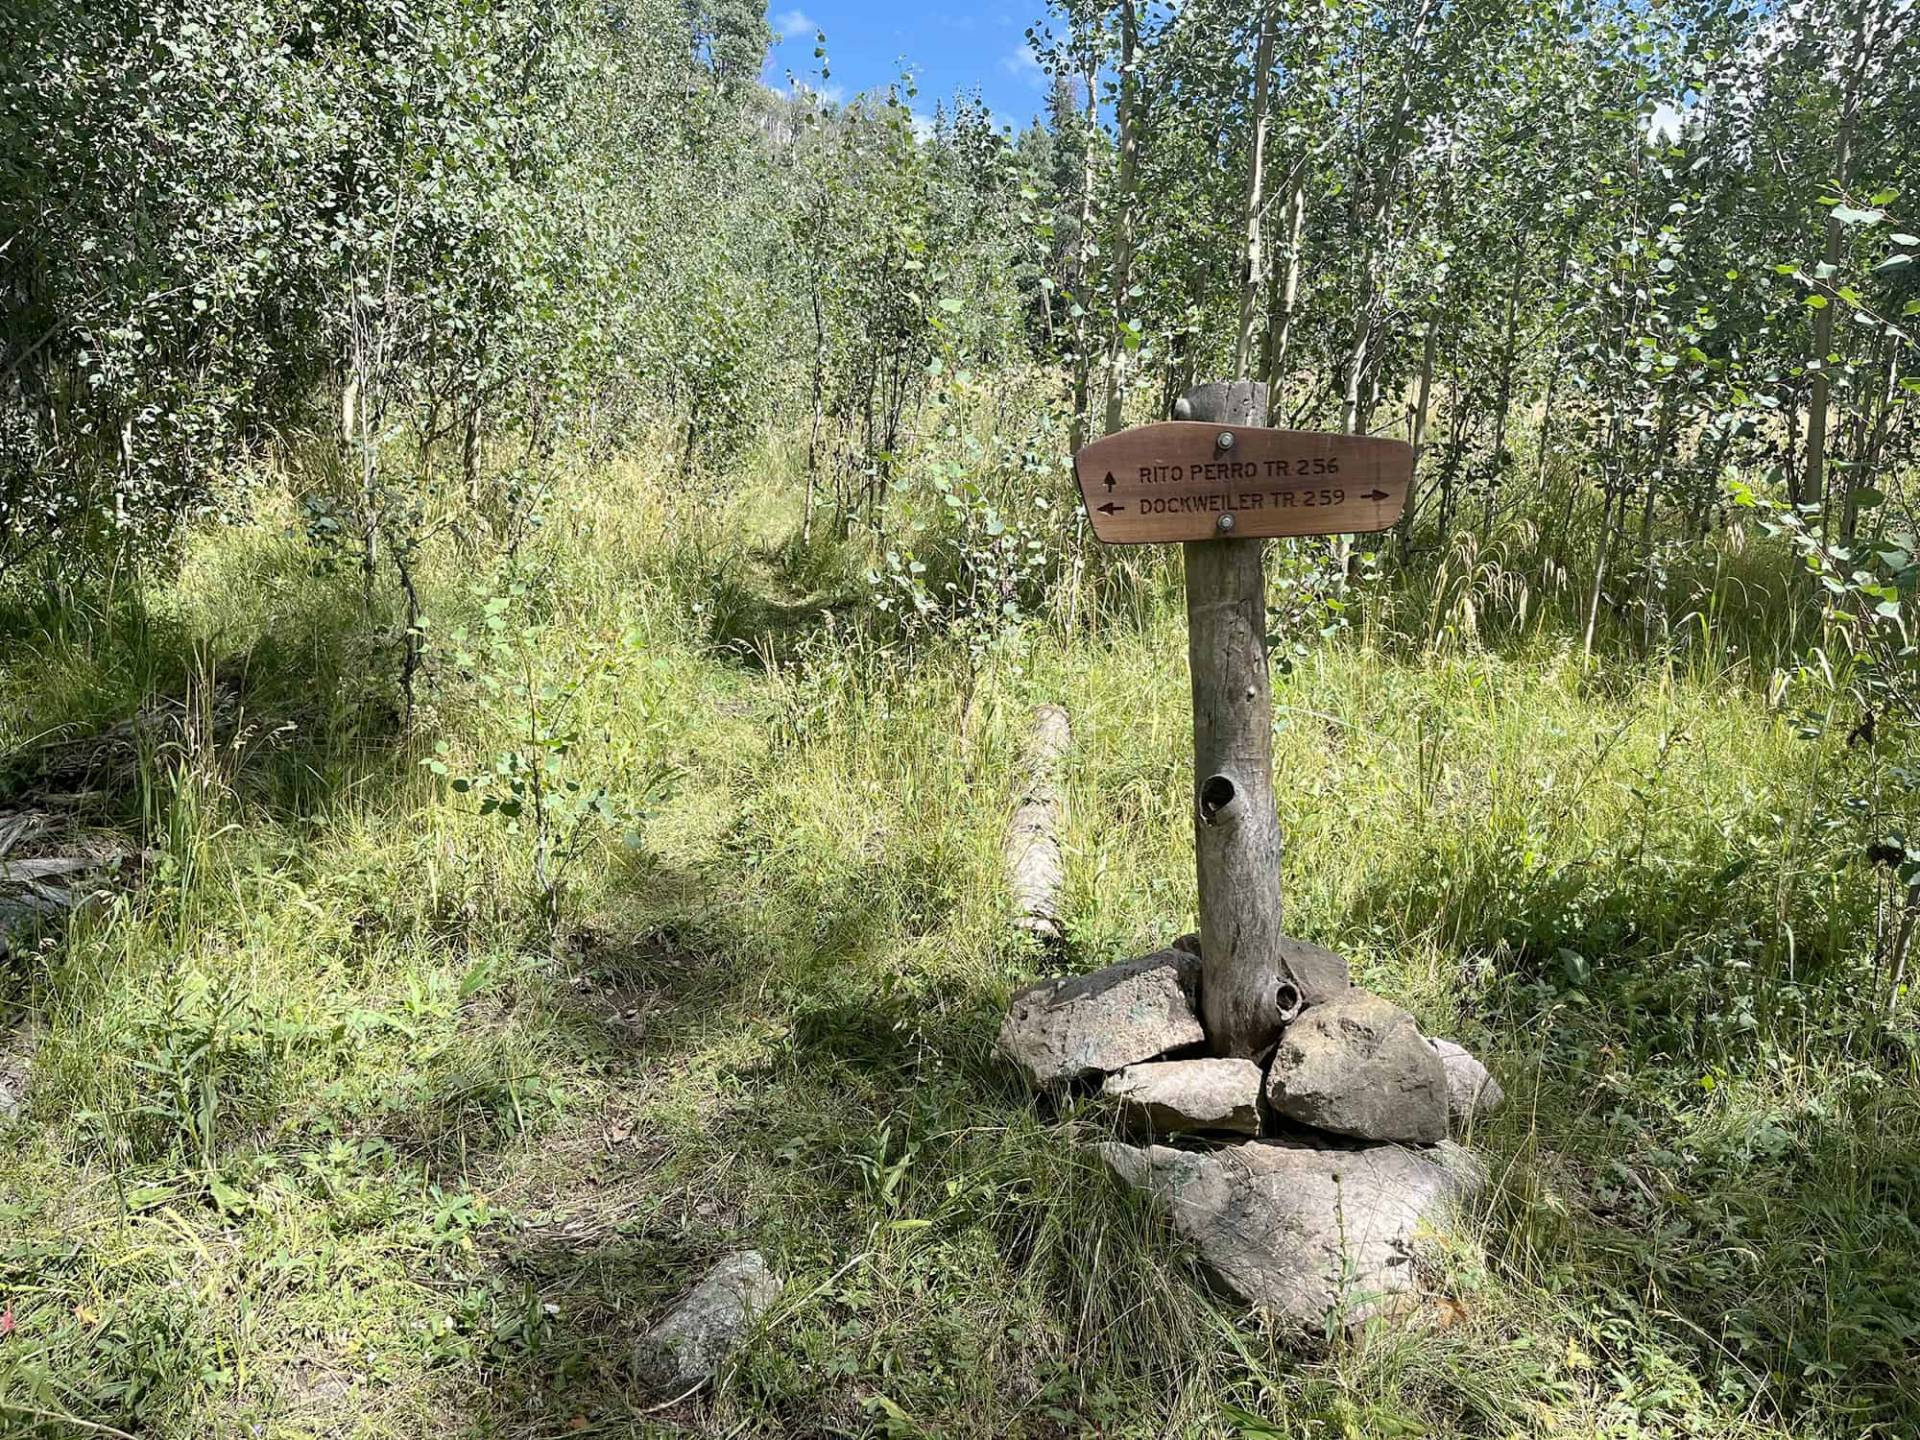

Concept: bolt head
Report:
left=1216, top=430, right=1235, bottom=451
left=1217, top=512, right=1236, bottom=533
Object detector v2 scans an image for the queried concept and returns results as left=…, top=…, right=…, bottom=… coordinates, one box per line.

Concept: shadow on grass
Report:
left=370, top=848, right=1122, bottom=1436
left=679, top=530, right=873, bottom=672
left=1338, top=814, right=1920, bottom=1430
left=0, top=556, right=412, bottom=827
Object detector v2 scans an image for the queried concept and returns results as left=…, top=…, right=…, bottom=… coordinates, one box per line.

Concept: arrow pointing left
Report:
left=1098, top=502, right=1124, bottom=515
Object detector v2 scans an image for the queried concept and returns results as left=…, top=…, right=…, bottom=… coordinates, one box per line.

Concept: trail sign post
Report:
left=1073, top=381, right=1412, bottom=1058
left=1073, top=422, right=1412, bottom=545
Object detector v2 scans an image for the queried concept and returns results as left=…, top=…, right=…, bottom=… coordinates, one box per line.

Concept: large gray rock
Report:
left=637, top=1251, right=783, bottom=1392
left=1167, top=932, right=1350, bottom=1021
left=998, top=949, right=1204, bottom=1089
left=1097, top=1138, right=1479, bottom=1326
left=1264, top=992, right=1448, bottom=1143
left=1429, top=1038, right=1505, bottom=1131
left=1271, top=936, right=1354, bottom=1014
left=1102, top=1057, right=1262, bottom=1137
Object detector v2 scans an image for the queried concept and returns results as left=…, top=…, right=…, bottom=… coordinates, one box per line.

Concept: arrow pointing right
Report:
left=1360, top=489, right=1389, bottom=502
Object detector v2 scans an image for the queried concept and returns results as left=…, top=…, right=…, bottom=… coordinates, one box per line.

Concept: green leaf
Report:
left=209, top=1177, right=252, bottom=1214
left=1804, top=294, right=1828, bottom=309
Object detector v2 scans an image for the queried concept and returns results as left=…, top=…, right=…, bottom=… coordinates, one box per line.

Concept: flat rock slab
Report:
left=1103, top=1057, right=1262, bottom=1136
left=998, top=949, right=1204, bottom=1089
left=1265, top=992, right=1448, bottom=1143
left=1097, top=1138, right=1479, bottom=1326
left=1430, top=1038, right=1505, bottom=1130
left=637, top=1250, right=783, bottom=1392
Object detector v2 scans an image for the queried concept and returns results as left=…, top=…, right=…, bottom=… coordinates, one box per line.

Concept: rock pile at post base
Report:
left=997, top=938, right=1502, bottom=1328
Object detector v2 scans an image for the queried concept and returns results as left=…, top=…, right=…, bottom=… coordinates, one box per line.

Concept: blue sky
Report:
left=761, top=4, right=1053, bottom=131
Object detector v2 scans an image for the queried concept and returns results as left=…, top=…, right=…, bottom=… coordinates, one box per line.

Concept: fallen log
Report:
left=1005, top=704, right=1071, bottom=945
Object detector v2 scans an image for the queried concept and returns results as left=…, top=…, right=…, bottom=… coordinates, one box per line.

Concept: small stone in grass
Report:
left=636, top=1250, right=782, bottom=1392
left=1428, top=1037, right=1504, bottom=1130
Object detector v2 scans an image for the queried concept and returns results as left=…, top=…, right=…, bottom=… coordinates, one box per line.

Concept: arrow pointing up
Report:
left=1103, top=471, right=1117, bottom=492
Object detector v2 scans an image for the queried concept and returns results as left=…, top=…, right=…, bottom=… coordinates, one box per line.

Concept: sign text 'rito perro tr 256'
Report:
left=1072, top=421, right=1413, bottom=544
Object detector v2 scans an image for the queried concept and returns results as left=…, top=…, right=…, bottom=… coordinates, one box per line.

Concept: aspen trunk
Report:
left=1489, top=234, right=1525, bottom=463
left=1068, top=63, right=1100, bottom=455
left=1100, top=0, right=1140, bottom=437
left=804, top=270, right=826, bottom=544
left=1340, top=0, right=1438, bottom=437
left=1395, top=320, right=1439, bottom=558
left=1801, top=0, right=1868, bottom=517
left=1340, top=266, right=1372, bottom=436
left=1262, top=175, right=1307, bottom=408
left=1006, top=704, right=1072, bottom=944
left=1583, top=473, right=1619, bottom=662
left=1233, top=8, right=1275, bottom=382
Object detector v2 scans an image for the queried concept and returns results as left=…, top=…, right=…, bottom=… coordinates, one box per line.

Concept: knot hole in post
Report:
left=1199, top=774, right=1236, bottom=824
left=1274, top=980, right=1303, bottom=1024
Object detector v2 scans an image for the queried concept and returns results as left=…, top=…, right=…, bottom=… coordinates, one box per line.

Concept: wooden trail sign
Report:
left=1072, top=382, right=1409, bottom=1058
left=1073, top=422, right=1412, bottom=543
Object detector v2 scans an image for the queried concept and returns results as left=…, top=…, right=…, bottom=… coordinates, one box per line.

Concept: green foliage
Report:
left=0, top=0, right=613, bottom=571
left=3, top=451, right=1917, bottom=1436
left=428, top=573, right=658, bottom=935
left=0, top=0, right=1917, bottom=1434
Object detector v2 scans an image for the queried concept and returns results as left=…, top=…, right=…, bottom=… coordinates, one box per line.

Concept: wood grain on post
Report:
left=1178, top=381, right=1289, bottom=1058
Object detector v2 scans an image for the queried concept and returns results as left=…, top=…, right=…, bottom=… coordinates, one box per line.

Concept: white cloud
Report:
left=910, top=110, right=937, bottom=142
left=1000, top=44, right=1046, bottom=90
left=773, top=9, right=815, bottom=39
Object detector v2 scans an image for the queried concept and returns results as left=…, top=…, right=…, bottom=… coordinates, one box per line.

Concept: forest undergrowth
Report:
left=0, top=426, right=1915, bottom=1440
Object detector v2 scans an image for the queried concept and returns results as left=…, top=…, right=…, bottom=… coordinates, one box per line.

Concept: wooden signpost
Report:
left=1072, top=421, right=1412, bottom=545
left=1074, top=381, right=1412, bottom=1059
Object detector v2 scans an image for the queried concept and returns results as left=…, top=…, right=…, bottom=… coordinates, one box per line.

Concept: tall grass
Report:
left=0, top=440, right=1913, bottom=1438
